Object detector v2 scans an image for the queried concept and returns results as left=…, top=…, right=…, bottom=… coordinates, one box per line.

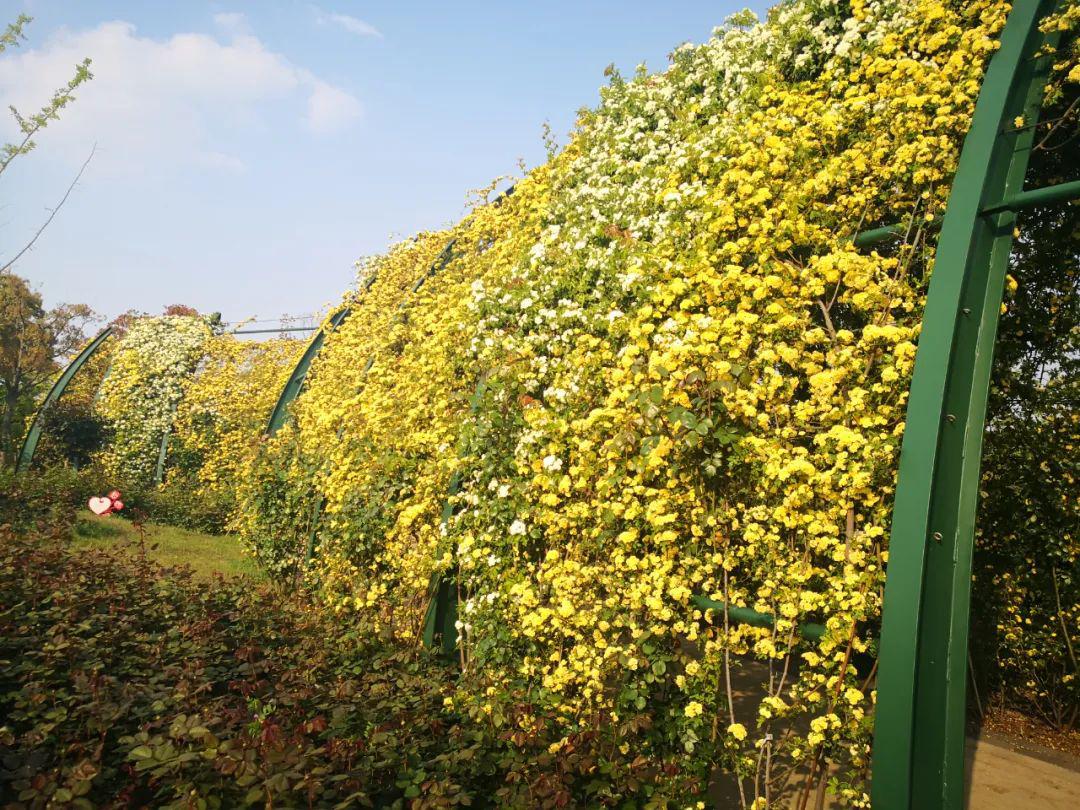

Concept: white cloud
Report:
left=212, top=12, right=249, bottom=36
left=0, top=19, right=362, bottom=176
left=312, top=7, right=383, bottom=39
left=305, top=79, right=362, bottom=134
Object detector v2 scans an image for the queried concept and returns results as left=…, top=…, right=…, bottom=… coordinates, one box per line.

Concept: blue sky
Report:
left=2, top=1, right=767, bottom=326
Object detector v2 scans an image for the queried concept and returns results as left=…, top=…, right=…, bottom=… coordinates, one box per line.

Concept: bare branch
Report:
left=1, top=144, right=94, bottom=275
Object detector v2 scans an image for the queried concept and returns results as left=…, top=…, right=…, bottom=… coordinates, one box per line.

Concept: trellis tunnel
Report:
left=14, top=1, right=1080, bottom=807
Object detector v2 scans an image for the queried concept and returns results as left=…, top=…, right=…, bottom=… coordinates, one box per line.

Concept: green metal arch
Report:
left=15, top=325, right=114, bottom=473
left=410, top=9, right=1080, bottom=805
left=294, top=192, right=515, bottom=568
left=266, top=305, right=354, bottom=437
left=299, top=241, right=460, bottom=566
left=153, top=400, right=180, bottom=486
left=871, top=1, right=1074, bottom=808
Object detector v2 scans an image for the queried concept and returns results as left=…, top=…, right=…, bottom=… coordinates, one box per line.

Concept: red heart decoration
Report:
left=108, top=490, right=121, bottom=501
left=89, top=496, right=113, bottom=516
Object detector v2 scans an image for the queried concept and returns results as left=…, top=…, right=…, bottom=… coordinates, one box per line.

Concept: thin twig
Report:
left=723, top=556, right=748, bottom=810
left=1, top=143, right=95, bottom=274
left=968, top=649, right=984, bottom=721
left=1051, top=565, right=1079, bottom=673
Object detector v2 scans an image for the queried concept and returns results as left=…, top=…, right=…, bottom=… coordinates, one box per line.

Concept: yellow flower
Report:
left=727, top=723, right=748, bottom=741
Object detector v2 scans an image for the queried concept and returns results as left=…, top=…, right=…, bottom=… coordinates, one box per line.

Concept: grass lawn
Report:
left=72, top=513, right=263, bottom=580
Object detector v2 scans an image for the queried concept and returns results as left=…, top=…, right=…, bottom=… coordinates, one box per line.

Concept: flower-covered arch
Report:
left=19, top=1, right=1080, bottom=806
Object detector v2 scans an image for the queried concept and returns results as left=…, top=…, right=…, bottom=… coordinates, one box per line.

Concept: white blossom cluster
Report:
left=95, top=316, right=213, bottom=486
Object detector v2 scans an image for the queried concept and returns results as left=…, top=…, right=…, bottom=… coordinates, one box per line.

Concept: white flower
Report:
left=542, top=455, right=563, bottom=472
left=509, top=519, right=527, bottom=536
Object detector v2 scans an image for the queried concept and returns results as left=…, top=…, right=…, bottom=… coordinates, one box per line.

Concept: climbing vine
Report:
left=233, top=1, right=1080, bottom=806
left=18, top=1, right=1077, bottom=806
left=93, top=315, right=212, bottom=488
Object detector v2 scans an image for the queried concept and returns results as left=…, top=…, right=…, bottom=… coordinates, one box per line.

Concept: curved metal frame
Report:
left=15, top=21, right=1078, bottom=804
left=287, top=241, right=460, bottom=567
left=415, top=8, right=1080, bottom=806
left=289, top=190, right=514, bottom=568
left=266, top=305, right=355, bottom=437
left=15, top=325, right=114, bottom=473
left=871, top=2, right=1072, bottom=807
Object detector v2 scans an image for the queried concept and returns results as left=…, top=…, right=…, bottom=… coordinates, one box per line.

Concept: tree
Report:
left=0, top=274, right=95, bottom=464
left=1, top=14, right=93, bottom=274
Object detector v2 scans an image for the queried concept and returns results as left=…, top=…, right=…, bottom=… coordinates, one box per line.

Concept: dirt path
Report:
left=965, top=731, right=1080, bottom=809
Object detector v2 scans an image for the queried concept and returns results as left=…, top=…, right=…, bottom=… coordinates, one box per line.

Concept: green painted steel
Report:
left=421, top=376, right=492, bottom=654
left=302, top=190, right=513, bottom=577
left=422, top=470, right=463, bottom=655
left=153, top=401, right=179, bottom=486
left=297, top=239, right=465, bottom=572
left=850, top=178, right=1079, bottom=248
left=871, top=2, right=1060, bottom=808
left=410, top=241, right=456, bottom=294
left=690, top=595, right=826, bottom=641
left=15, top=326, right=114, bottom=473
left=981, top=177, right=1080, bottom=214
left=853, top=217, right=942, bottom=248
left=303, top=495, right=326, bottom=566
left=266, top=305, right=353, bottom=437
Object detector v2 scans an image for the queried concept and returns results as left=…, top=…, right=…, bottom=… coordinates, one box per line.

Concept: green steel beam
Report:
left=853, top=218, right=939, bottom=248
left=852, top=179, right=1078, bottom=249
left=303, top=495, right=326, bottom=566
left=265, top=305, right=353, bottom=437
left=871, top=3, right=1060, bottom=808
left=301, top=187, right=514, bottom=575
left=296, top=236, right=469, bottom=573
left=15, top=326, right=114, bottom=473
left=690, top=595, right=826, bottom=641
left=153, top=401, right=179, bottom=486
left=980, top=178, right=1080, bottom=214
left=421, top=374, right=483, bottom=655
left=422, top=470, right=464, bottom=655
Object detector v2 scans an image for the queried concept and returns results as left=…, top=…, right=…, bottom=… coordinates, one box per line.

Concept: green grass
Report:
left=72, top=514, right=263, bottom=580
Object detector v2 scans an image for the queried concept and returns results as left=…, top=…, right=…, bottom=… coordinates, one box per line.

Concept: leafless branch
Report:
left=1, top=143, right=95, bottom=275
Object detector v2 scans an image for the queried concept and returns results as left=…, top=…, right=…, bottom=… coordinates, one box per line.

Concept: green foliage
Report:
left=0, top=531, right=701, bottom=808
left=0, top=15, right=92, bottom=177
left=123, top=475, right=233, bottom=535
left=0, top=465, right=96, bottom=537
left=234, top=426, right=322, bottom=581
left=0, top=274, right=96, bottom=463
left=33, top=399, right=109, bottom=469
left=0, top=15, right=31, bottom=54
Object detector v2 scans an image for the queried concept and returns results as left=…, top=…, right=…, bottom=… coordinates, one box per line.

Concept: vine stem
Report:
left=722, top=550, right=749, bottom=810
left=1051, top=565, right=1079, bottom=674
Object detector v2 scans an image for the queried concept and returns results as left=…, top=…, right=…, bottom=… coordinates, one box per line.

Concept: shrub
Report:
left=32, top=400, right=109, bottom=470
left=0, top=466, right=97, bottom=538
left=123, top=476, right=234, bottom=535
left=0, top=531, right=705, bottom=808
